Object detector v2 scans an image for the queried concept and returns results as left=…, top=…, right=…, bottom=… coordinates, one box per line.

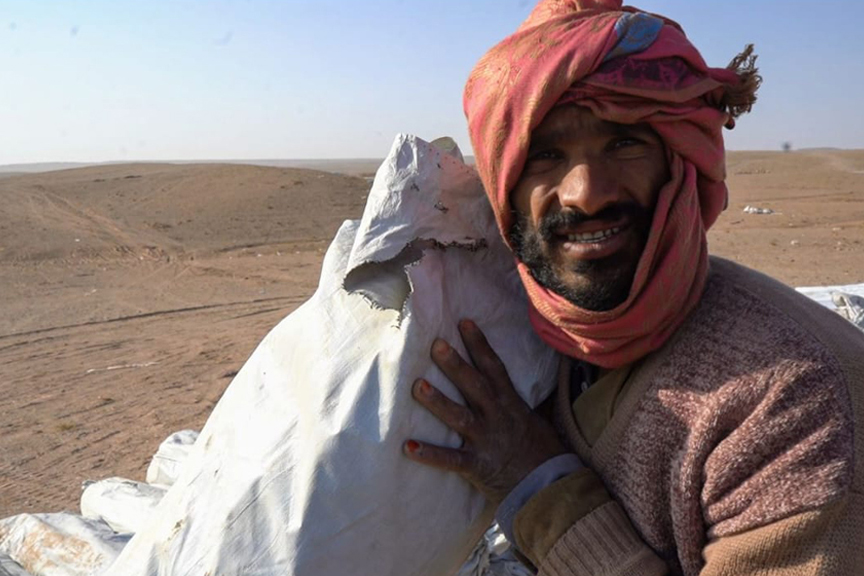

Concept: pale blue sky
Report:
left=2, top=1, right=863, bottom=164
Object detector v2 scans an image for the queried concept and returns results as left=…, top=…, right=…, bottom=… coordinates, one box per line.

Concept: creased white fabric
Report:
left=0, top=514, right=128, bottom=576
left=80, top=479, right=166, bottom=535
left=144, top=430, right=200, bottom=488
left=105, top=135, right=560, bottom=576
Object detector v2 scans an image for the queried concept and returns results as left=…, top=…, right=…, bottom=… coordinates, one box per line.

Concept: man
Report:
left=403, top=1, right=864, bottom=575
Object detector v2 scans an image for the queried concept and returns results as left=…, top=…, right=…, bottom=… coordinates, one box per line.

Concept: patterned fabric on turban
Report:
left=463, top=0, right=759, bottom=368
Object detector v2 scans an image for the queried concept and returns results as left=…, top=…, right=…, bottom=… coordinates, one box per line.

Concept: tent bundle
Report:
left=3, top=134, right=863, bottom=576
left=0, top=427, right=531, bottom=576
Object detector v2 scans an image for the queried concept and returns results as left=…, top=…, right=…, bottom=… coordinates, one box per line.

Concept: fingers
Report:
left=403, top=439, right=474, bottom=473
left=457, top=319, right=511, bottom=386
left=412, top=379, right=476, bottom=436
left=430, top=338, right=491, bottom=410
left=407, top=378, right=477, bottom=474
left=430, top=321, right=517, bottom=410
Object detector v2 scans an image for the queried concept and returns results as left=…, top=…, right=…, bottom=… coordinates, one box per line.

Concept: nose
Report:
left=556, top=160, right=621, bottom=216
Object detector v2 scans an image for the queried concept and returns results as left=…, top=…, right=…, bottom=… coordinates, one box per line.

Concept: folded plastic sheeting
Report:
left=0, top=514, right=128, bottom=576
left=797, top=285, right=864, bottom=331
left=457, top=525, right=533, bottom=576
left=144, top=430, right=200, bottom=488
left=107, top=135, right=560, bottom=576
left=0, top=553, right=32, bottom=576
left=80, top=479, right=166, bottom=535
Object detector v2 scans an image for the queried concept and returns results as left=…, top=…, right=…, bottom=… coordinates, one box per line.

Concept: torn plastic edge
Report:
left=342, top=237, right=489, bottom=327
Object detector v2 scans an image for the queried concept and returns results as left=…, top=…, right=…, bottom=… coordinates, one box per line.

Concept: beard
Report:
left=510, top=204, right=654, bottom=312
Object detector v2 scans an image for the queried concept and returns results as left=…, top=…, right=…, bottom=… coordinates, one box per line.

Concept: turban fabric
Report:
left=464, top=0, right=759, bottom=368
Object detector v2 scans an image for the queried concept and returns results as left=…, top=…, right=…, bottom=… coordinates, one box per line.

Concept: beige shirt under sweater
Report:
left=512, top=257, right=864, bottom=576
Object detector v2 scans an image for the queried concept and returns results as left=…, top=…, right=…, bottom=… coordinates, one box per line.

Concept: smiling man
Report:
left=510, top=105, right=669, bottom=312
left=403, top=1, right=864, bottom=575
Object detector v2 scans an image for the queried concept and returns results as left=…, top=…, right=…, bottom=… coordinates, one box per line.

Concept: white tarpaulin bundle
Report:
left=0, top=431, right=202, bottom=576
left=144, top=430, right=200, bottom=488
left=0, top=553, right=31, bottom=576
left=106, top=134, right=560, bottom=576
left=796, top=285, right=864, bottom=331
left=0, top=514, right=128, bottom=576
left=80, top=479, right=166, bottom=535
left=0, top=431, right=531, bottom=576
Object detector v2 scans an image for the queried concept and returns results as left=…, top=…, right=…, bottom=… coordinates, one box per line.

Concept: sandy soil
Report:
left=2, top=150, right=864, bottom=516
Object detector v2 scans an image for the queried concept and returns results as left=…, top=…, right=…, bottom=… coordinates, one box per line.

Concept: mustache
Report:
left=536, top=203, right=649, bottom=241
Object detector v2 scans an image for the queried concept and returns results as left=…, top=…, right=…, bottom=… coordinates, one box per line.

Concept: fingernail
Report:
left=405, top=440, right=421, bottom=454
left=433, top=339, right=450, bottom=355
left=417, top=379, right=433, bottom=396
left=459, top=319, right=476, bottom=332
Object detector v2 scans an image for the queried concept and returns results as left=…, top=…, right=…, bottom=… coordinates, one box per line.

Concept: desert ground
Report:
left=2, top=149, right=864, bottom=516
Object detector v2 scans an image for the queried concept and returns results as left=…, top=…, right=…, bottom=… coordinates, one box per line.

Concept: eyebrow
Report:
left=527, top=120, right=657, bottom=152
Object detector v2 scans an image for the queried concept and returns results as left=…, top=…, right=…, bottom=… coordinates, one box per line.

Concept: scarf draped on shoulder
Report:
left=463, top=0, right=759, bottom=368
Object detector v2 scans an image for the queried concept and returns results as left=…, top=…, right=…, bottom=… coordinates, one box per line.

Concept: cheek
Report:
left=511, top=181, right=550, bottom=225
left=624, top=157, right=670, bottom=208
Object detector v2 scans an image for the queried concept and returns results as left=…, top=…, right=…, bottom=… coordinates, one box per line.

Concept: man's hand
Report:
left=404, top=319, right=567, bottom=505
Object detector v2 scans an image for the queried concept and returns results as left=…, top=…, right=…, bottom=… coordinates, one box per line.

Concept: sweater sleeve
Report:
left=700, top=498, right=852, bottom=575
left=514, top=476, right=856, bottom=576
left=496, top=454, right=584, bottom=545
left=512, top=468, right=668, bottom=575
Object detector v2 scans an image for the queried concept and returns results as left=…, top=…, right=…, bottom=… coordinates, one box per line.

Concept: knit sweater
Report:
left=512, top=257, right=863, bottom=575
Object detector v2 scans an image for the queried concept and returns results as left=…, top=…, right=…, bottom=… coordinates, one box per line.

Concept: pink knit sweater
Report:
left=513, top=257, right=863, bottom=575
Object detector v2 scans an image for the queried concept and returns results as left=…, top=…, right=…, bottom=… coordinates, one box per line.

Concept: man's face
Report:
left=510, top=105, right=670, bottom=311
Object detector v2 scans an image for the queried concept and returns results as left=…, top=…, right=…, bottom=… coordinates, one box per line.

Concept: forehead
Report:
left=528, top=105, right=653, bottom=148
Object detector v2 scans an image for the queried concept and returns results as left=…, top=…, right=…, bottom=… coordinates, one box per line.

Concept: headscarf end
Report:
left=722, top=44, right=761, bottom=128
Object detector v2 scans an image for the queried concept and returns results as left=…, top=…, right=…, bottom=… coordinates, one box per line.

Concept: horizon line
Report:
left=1, top=147, right=858, bottom=174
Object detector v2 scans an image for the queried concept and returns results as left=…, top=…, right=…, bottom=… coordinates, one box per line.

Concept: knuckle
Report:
left=500, top=391, right=527, bottom=411
left=454, top=409, right=476, bottom=432
left=471, top=373, right=492, bottom=393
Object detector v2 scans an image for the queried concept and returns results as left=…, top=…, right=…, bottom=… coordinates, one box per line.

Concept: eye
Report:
left=607, top=135, right=658, bottom=160
left=527, top=148, right=560, bottom=160
left=525, top=148, right=564, bottom=166
left=522, top=148, right=562, bottom=175
left=609, top=137, right=644, bottom=150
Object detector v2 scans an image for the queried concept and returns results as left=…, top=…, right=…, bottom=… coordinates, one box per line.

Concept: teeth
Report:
left=566, top=227, right=621, bottom=242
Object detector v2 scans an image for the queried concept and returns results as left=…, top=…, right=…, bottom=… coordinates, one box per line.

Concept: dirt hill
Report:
left=0, top=163, right=368, bottom=515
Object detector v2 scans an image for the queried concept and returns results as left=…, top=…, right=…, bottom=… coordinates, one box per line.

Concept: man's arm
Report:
left=512, top=478, right=852, bottom=576
left=404, top=321, right=857, bottom=575
left=511, top=469, right=665, bottom=575
left=402, top=319, right=668, bottom=574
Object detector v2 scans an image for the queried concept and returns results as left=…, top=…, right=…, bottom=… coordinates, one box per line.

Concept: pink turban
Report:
left=464, top=0, right=759, bottom=368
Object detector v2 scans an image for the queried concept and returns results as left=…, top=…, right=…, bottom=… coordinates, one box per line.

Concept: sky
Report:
left=2, top=0, right=864, bottom=165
